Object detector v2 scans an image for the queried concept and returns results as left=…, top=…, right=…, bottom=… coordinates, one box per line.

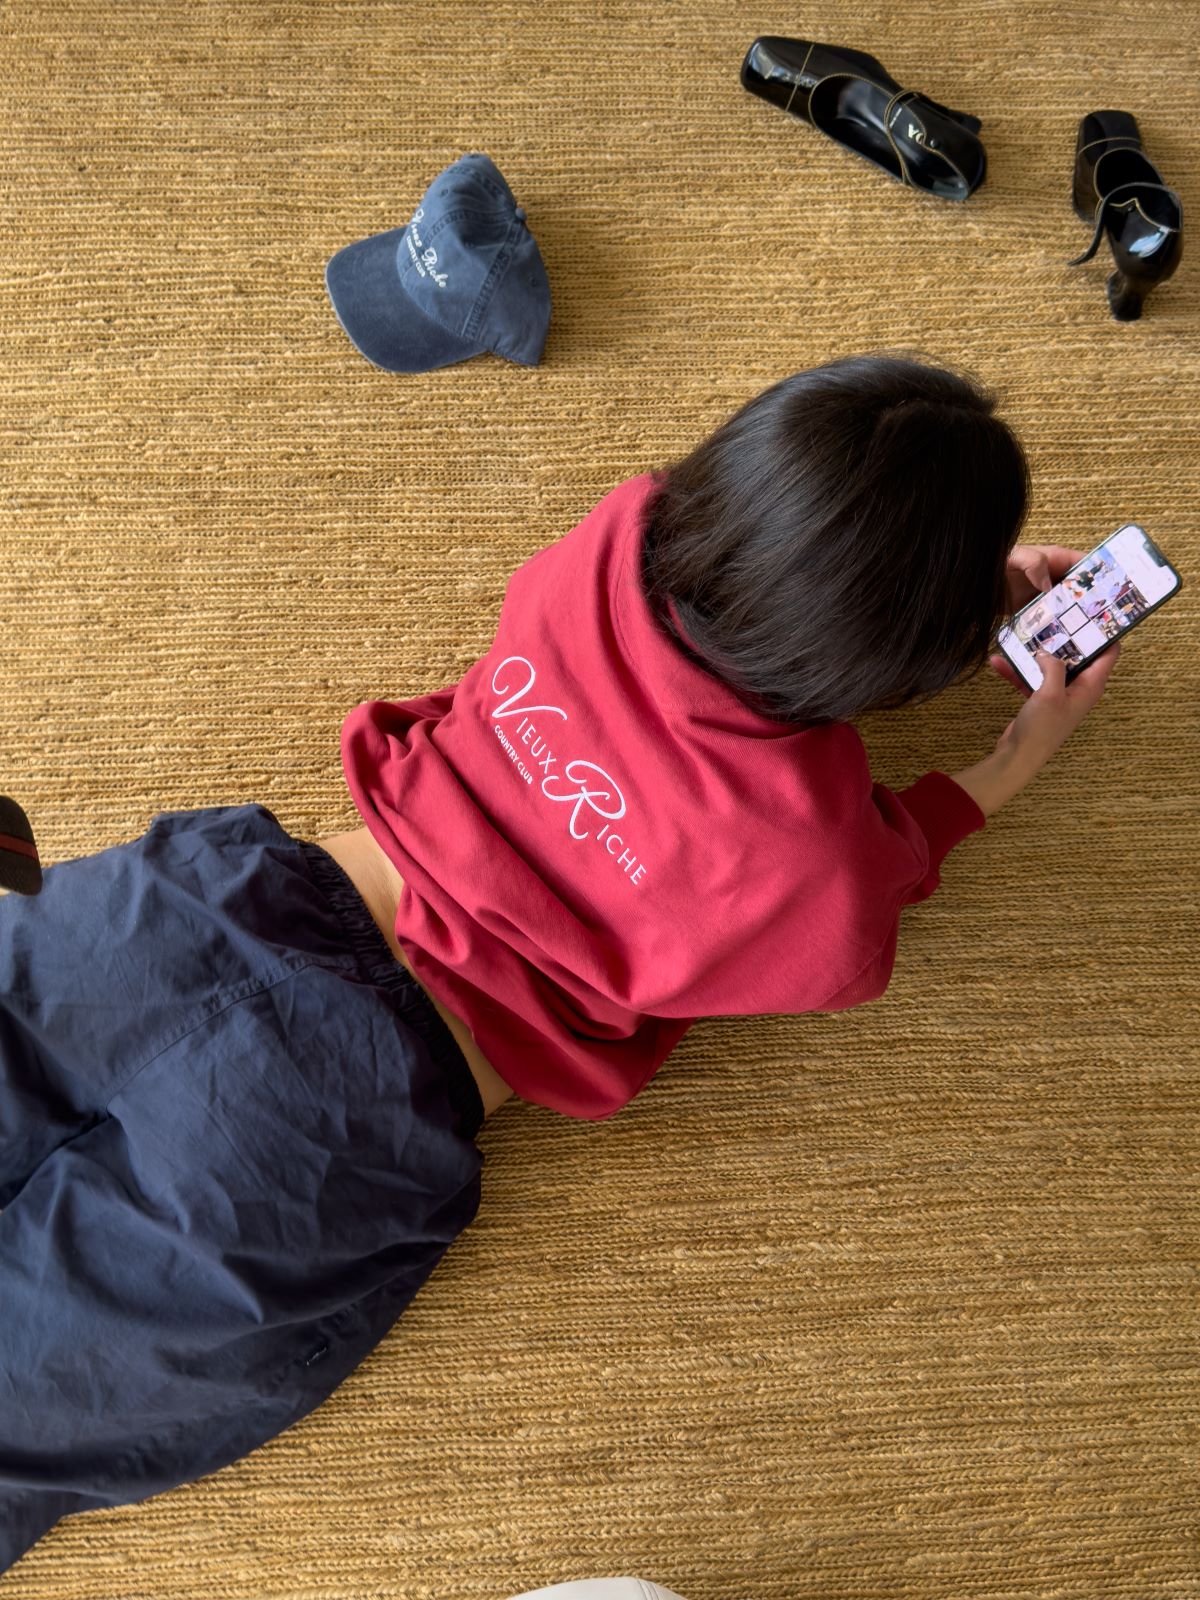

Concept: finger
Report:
left=998, top=649, right=1043, bottom=700
left=1029, top=554, right=1052, bottom=593
left=989, top=652, right=1031, bottom=696
left=1043, top=545, right=1086, bottom=579
left=1008, top=548, right=1051, bottom=594
left=1031, top=647, right=1067, bottom=694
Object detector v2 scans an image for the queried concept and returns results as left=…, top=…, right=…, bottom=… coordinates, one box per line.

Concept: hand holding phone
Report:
left=950, top=524, right=1181, bottom=819
left=947, top=534, right=1164, bottom=819
left=996, top=524, right=1182, bottom=690
left=994, top=634, right=1121, bottom=765
left=992, top=539, right=1087, bottom=690
left=953, top=638, right=1122, bottom=818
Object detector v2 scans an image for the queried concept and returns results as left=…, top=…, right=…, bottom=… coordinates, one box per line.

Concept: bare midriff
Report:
left=313, top=826, right=516, bottom=1120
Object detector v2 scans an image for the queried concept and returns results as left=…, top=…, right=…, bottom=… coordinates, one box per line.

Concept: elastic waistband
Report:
left=296, top=840, right=484, bottom=1142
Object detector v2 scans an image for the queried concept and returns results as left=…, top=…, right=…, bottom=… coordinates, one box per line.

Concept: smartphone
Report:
left=995, top=524, right=1183, bottom=691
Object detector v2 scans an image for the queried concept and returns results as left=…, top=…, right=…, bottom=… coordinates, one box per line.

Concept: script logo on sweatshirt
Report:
left=489, top=655, right=648, bottom=888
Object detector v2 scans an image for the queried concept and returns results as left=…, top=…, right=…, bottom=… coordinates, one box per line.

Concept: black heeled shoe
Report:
left=740, top=37, right=986, bottom=201
left=0, top=795, right=42, bottom=895
left=1068, top=110, right=1183, bottom=321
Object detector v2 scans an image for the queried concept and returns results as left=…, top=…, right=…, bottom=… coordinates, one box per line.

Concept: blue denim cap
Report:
left=324, top=151, right=551, bottom=372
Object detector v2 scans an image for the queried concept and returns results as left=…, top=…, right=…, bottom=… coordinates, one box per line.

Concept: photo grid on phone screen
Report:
left=1009, top=544, right=1152, bottom=668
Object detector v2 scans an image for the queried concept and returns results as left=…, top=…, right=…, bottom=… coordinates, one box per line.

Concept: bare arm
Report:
left=951, top=641, right=1120, bottom=818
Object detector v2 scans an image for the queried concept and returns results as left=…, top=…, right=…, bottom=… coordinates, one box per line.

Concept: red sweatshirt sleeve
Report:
left=887, top=770, right=987, bottom=902
left=816, top=770, right=986, bottom=1012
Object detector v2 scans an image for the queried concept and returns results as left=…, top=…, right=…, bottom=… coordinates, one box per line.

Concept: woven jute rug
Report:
left=2, top=3, right=1197, bottom=1597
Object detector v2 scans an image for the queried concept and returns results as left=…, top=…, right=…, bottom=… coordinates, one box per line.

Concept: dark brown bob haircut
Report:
left=639, top=352, right=1031, bottom=725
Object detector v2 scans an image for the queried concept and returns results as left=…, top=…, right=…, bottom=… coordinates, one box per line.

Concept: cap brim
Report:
left=324, top=228, right=486, bottom=374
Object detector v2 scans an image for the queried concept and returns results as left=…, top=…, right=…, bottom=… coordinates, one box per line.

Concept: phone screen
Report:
left=996, top=525, right=1181, bottom=691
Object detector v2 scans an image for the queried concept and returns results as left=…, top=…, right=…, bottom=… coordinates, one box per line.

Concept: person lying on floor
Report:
left=0, top=351, right=1118, bottom=1575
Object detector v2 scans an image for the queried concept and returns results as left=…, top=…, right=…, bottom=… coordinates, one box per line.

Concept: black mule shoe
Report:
left=1068, top=110, right=1183, bottom=320
left=740, top=37, right=986, bottom=201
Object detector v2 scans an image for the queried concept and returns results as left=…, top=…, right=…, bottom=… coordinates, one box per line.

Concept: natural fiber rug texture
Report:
left=2, top=3, right=1198, bottom=1597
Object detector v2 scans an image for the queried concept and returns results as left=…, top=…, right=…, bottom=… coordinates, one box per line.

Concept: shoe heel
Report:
left=1107, top=268, right=1151, bottom=321
left=741, top=37, right=814, bottom=115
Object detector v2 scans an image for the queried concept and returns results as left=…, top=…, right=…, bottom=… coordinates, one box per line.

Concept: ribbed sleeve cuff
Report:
left=896, top=770, right=987, bottom=877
